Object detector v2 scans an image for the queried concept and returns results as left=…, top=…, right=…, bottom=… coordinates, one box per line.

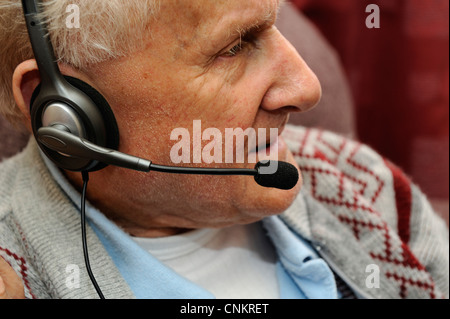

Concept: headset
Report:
left=21, top=0, right=299, bottom=299
left=22, top=0, right=120, bottom=173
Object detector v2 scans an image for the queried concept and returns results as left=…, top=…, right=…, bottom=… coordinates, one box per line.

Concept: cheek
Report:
left=92, top=59, right=269, bottom=165
left=187, top=75, right=265, bottom=130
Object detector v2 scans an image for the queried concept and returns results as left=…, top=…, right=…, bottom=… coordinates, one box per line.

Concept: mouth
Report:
left=254, top=138, right=278, bottom=153
left=249, top=124, right=286, bottom=155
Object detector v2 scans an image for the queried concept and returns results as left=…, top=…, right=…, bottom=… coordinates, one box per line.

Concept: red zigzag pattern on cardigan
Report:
left=286, top=127, right=440, bottom=299
left=0, top=247, right=35, bottom=299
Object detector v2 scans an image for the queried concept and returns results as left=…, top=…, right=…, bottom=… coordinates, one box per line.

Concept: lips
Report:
left=249, top=127, right=285, bottom=155
left=254, top=136, right=278, bottom=153
left=255, top=142, right=271, bottom=153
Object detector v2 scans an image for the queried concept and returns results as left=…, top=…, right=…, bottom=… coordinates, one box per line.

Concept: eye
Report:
left=223, top=42, right=246, bottom=57
left=220, top=35, right=257, bottom=58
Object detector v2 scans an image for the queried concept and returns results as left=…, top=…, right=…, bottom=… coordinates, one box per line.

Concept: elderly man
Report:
left=0, top=0, right=448, bottom=300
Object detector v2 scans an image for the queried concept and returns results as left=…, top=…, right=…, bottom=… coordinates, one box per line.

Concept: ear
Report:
left=12, top=59, right=41, bottom=133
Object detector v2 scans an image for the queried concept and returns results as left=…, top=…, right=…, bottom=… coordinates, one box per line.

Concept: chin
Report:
left=239, top=152, right=302, bottom=221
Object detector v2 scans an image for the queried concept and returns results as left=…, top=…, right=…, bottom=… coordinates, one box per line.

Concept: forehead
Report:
left=158, top=0, right=282, bottom=41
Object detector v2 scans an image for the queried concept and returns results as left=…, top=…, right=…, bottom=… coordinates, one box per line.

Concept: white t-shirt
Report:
left=132, top=222, right=279, bottom=299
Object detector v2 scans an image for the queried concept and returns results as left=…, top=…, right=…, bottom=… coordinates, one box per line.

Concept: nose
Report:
left=260, top=28, right=322, bottom=113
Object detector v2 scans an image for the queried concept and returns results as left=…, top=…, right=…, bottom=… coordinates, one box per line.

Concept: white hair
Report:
left=0, top=0, right=160, bottom=127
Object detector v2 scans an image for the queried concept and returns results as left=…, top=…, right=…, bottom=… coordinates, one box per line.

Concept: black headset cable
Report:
left=81, top=171, right=105, bottom=299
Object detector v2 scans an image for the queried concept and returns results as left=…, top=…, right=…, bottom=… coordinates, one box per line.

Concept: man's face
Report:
left=76, top=0, right=321, bottom=235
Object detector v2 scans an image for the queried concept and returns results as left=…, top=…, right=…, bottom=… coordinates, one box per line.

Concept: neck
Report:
left=64, top=169, right=201, bottom=238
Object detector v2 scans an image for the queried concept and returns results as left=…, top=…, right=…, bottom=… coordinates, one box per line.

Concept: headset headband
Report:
left=22, top=0, right=65, bottom=91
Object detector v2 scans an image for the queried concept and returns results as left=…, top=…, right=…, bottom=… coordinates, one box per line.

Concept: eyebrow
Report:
left=222, top=0, right=285, bottom=44
left=237, top=4, right=280, bottom=34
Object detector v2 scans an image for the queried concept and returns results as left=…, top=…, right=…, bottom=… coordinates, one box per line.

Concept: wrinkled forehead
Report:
left=157, top=0, right=283, bottom=43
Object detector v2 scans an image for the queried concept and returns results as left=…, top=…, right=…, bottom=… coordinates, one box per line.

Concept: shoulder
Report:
left=0, top=138, right=42, bottom=218
left=0, top=140, right=50, bottom=298
left=283, top=124, right=385, bottom=171
left=0, top=147, right=25, bottom=220
left=283, top=125, right=449, bottom=298
left=283, top=125, right=398, bottom=222
left=0, top=154, right=20, bottom=257
left=282, top=125, right=444, bottom=242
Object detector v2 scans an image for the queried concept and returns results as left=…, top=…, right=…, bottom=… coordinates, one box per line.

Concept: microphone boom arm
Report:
left=37, top=127, right=257, bottom=176
left=36, top=127, right=298, bottom=189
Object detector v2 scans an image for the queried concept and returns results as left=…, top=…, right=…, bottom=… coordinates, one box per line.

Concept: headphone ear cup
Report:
left=30, top=76, right=120, bottom=172
left=62, top=76, right=120, bottom=151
